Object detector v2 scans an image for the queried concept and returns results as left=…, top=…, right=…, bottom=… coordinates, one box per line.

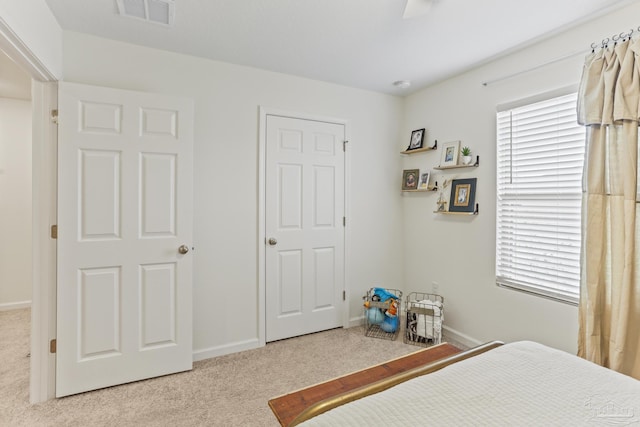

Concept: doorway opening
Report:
left=0, top=49, right=32, bottom=313
left=0, top=30, right=59, bottom=402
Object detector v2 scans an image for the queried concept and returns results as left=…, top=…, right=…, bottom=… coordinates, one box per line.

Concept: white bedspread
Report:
left=299, top=341, right=640, bottom=426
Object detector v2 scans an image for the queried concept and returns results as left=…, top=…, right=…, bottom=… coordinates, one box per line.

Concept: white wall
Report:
left=0, top=97, right=32, bottom=309
left=61, top=32, right=405, bottom=357
left=0, top=0, right=62, bottom=79
left=401, top=2, right=640, bottom=353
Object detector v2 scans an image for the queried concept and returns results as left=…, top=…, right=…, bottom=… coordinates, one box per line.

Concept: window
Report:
left=496, top=92, right=585, bottom=304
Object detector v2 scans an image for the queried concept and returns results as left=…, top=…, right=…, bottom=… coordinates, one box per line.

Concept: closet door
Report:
left=265, top=114, right=345, bottom=342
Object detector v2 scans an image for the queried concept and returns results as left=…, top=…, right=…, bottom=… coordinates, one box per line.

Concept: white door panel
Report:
left=56, top=82, right=193, bottom=397
left=265, top=115, right=345, bottom=342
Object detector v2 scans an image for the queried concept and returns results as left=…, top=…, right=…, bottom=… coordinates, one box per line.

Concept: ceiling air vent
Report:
left=116, top=0, right=175, bottom=27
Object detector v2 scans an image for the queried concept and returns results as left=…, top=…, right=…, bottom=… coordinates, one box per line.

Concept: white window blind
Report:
left=496, top=92, right=585, bottom=304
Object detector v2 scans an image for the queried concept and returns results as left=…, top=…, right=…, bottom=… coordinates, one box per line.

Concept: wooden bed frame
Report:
left=269, top=341, right=503, bottom=426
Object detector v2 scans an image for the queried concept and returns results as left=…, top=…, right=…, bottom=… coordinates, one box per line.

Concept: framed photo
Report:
left=402, top=169, right=420, bottom=190
left=449, top=178, right=477, bottom=212
left=407, top=128, right=425, bottom=151
left=439, top=140, right=460, bottom=167
left=418, top=171, right=431, bottom=190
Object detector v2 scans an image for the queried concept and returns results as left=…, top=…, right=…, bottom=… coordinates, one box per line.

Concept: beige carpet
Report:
left=0, top=309, right=464, bottom=426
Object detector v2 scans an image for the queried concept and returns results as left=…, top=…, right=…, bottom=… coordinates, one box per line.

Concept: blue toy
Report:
left=372, top=287, right=398, bottom=302
left=380, top=314, right=399, bottom=333
left=366, top=308, right=385, bottom=325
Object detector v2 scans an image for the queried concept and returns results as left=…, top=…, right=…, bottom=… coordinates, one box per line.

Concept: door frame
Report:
left=257, top=107, right=351, bottom=346
left=0, top=19, right=59, bottom=403
left=30, top=80, right=57, bottom=403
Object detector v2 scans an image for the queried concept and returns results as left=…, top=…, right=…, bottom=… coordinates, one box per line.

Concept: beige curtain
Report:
left=577, top=38, right=640, bottom=379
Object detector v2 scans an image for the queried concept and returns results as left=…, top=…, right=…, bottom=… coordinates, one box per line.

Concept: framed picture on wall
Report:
left=418, top=171, right=431, bottom=190
left=407, top=128, right=425, bottom=151
left=402, top=169, right=420, bottom=190
left=439, top=140, right=460, bottom=168
left=449, top=178, right=477, bottom=212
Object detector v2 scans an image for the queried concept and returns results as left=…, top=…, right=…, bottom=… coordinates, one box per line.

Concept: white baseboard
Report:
left=442, top=325, right=482, bottom=348
left=0, top=300, right=31, bottom=311
left=348, top=315, right=364, bottom=328
left=192, top=338, right=261, bottom=362
left=189, top=324, right=481, bottom=363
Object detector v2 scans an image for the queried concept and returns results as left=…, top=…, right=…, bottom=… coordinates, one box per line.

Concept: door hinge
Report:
left=50, top=225, right=57, bottom=239
left=50, top=339, right=56, bottom=354
left=343, top=290, right=346, bottom=301
left=343, top=217, right=346, bottom=227
left=343, top=140, right=349, bottom=152
left=50, top=109, right=58, bottom=124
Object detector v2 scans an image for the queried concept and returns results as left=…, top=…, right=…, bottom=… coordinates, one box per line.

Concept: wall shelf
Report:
left=434, top=155, right=479, bottom=170
left=402, top=187, right=438, bottom=193
left=400, top=140, right=437, bottom=155
left=433, top=203, right=479, bottom=215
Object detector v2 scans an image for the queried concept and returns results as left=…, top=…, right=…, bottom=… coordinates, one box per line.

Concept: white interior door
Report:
left=56, top=82, right=194, bottom=397
left=265, top=115, right=345, bottom=342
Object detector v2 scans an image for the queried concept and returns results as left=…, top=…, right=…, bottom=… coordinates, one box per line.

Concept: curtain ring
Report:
left=601, top=37, right=609, bottom=48
left=590, top=42, right=598, bottom=51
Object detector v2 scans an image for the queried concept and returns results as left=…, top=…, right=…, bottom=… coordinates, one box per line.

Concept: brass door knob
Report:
left=178, top=245, right=190, bottom=254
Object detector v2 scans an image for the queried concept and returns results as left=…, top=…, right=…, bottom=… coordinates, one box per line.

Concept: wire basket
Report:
left=404, top=292, right=444, bottom=347
left=363, top=287, right=402, bottom=341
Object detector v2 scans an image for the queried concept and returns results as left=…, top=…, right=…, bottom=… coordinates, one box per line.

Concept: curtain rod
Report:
left=593, top=25, right=640, bottom=50
left=483, top=25, right=640, bottom=87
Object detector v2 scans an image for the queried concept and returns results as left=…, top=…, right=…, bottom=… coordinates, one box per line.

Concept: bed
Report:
left=284, top=341, right=640, bottom=426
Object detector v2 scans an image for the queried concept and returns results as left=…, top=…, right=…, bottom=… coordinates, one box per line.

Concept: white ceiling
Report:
left=26, top=1, right=640, bottom=95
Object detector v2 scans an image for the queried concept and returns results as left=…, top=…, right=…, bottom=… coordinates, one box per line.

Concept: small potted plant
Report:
left=461, top=146, right=472, bottom=165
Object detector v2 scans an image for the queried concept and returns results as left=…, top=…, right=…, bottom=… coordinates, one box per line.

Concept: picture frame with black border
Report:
left=407, top=128, right=425, bottom=151
left=449, top=178, right=477, bottom=212
left=402, top=169, right=420, bottom=190
left=439, top=140, right=460, bottom=167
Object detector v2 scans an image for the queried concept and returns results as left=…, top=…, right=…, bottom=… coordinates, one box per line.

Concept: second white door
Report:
left=265, top=115, right=345, bottom=342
